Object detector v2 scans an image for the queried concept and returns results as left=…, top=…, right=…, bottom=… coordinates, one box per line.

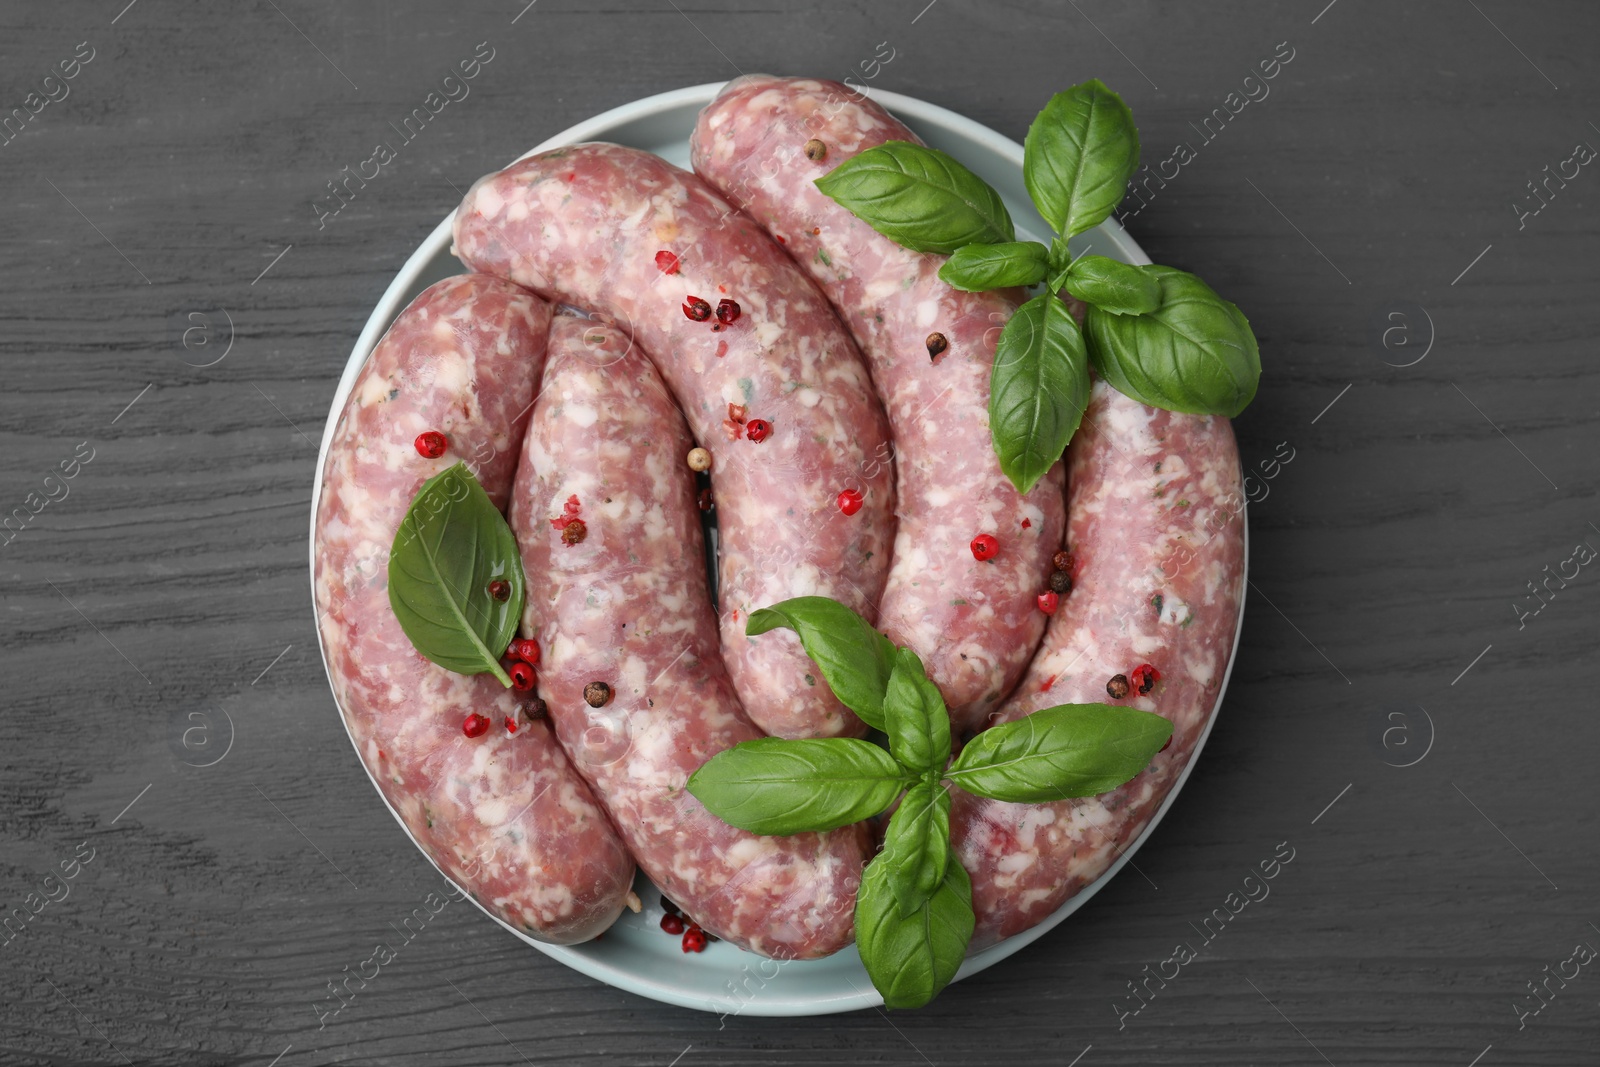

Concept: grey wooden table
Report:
left=3, top=1, right=1596, bottom=1064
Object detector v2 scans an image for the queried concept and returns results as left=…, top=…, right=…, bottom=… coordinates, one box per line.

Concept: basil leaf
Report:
left=746, top=597, right=898, bottom=730
left=387, top=462, right=523, bottom=687
left=937, top=241, right=1049, bottom=292
left=877, top=780, right=951, bottom=918
left=815, top=140, right=1015, bottom=254
left=1024, top=79, right=1140, bottom=239
left=857, top=847, right=973, bottom=1010
left=945, top=703, right=1173, bottom=803
left=1064, top=254, right=1160, bottom=315
left=687, top=737, right=908, bottom=835
left=989, top=292, right=1091, bottom=494
left=882, top=647, right=951, bottom=777
left=1085, top=266, right=1261, bottom=417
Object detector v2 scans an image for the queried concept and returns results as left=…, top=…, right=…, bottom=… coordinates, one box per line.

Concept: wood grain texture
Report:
left=1, top=1, right=1596, bottom=1063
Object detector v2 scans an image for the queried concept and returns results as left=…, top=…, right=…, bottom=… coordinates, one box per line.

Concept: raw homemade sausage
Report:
left=313, top=275, right=635, bottom=944
left=692, top=75, right=1066, bottom=734
left=453, top=142, right=895, bottom=740
left=510, top=315, right=867, bottom=959
left=950, top=381, right=1246, bottom=949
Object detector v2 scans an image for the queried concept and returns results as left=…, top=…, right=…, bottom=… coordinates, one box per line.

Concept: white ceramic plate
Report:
left=309, top=82, right=1248, bottom=1016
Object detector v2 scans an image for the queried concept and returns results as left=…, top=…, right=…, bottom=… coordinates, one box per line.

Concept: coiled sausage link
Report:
left=950, top=382, right=1245, bottom=949
left=510, top=315, right=867, bottom=959
left=692, top=76, right=1066, bottom=734
left=314, top=275, right=635, bottom=944
left=454, top=142, right=895, bottom=740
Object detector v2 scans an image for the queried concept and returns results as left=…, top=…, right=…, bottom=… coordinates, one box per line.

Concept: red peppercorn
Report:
left=970, top=534, right=999, bottom=561
left=562, top=518, right=587, bottom=546
left=1036, top=591, right=1059, bottom=615
left=660, top=913, right=685, bottom=935
left=715, top=299, right=741, bottom=325
left=488, top=579, right=511, bottom=601
left=654, top=250, right=681, bottom=275
left=1052, top=550, right=1075, bottom=573
left=414, top=430, right=448, bottom=458
left=508, top=638, right=540, bottom=665
left=1129, top=663, right=1161, bottom=695
left=745, top=418, right=772, bottom=443
left=503, top=716, right=518, bottom=735
left=836, top=488, right=864, bottom=516
left=681, top=928, right=707, bottom=953
left=508, top=661, right=536, bottom=691
left=683, top=296, right=712, bottom=321
left=462, top=713, right=490, bottom=738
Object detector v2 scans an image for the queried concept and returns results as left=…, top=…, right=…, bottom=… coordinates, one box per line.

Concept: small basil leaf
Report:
left=937, top=241, right=1049, bottom=292
left=989, top=292, right=1091, bottom=494
left=1085, top=266, right=1261, bottom=416
left=882, top=647, right=951, bottom=776
left=944, top=703, right=1173, bottom=803
left=387, top=462, right=523, bottom=686
left=1024, top=79, right=1140, bottom=239
left=815, top=140, right=1015, bottom=254
left=857, top=847, right=974, bottom=1009
left=686, top=737, right=908, bottom=835
left=1065, top=254, right=1161, bottom=315
left=1048, top=235, right=1075, bottom=276
left=746, top=597, right=898, bottom=730
left=877, top=781, right=952, bottom=918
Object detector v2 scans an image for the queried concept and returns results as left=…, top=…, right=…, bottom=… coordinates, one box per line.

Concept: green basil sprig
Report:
left=815, top=78, right=1262, bottom=493
left=814, top=141, right=1014, bottom=254
left=387, top=462, right=524, bottom=686
left=687, top=595, right=1172, bottom=1009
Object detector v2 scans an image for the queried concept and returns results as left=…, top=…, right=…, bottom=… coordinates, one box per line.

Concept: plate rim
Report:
left=306, top=80, right=1245, bottom=1017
